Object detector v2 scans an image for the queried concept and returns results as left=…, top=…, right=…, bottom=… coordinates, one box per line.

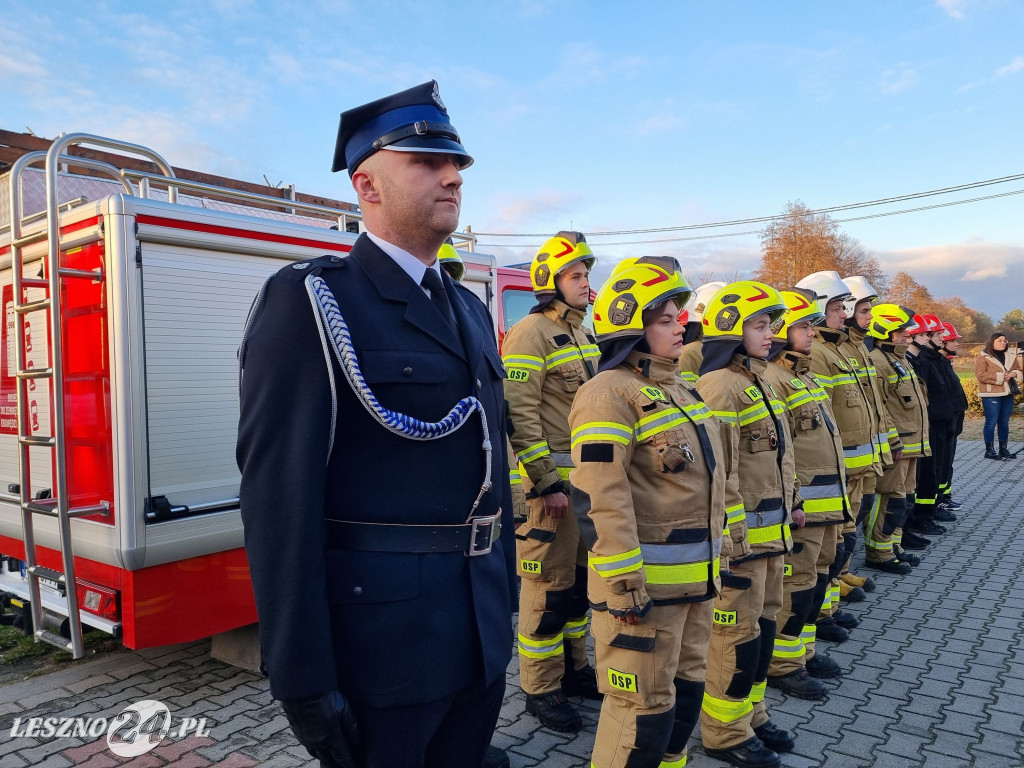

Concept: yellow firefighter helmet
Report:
left=437, top=238, right=464, bottom=282
left=701, top=281, right=787, bottom=340
left=593, top=258, right=692, bottom=340
left=776, top=288, right=824, bottom=340
left=530, top=231, right=596, bottom=294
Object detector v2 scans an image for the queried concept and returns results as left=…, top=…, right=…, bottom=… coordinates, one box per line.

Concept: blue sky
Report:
left=2, top=0, right=1022, bottom=319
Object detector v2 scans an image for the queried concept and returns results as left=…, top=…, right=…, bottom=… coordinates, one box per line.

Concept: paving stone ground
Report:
left=0, top=441, right=1021, bottom=767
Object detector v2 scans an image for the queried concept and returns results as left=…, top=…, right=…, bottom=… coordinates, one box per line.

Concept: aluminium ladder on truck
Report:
left=0, top=132, right=488, bottom=658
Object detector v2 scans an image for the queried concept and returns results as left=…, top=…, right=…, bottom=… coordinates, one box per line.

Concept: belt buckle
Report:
left=468, top=514, right=500, bottom=557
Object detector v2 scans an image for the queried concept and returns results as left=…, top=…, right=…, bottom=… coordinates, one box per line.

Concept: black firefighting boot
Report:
left=562, top=658, right=601, bottom=700
left=933, top=503, right=958, bottom=522
left=1000, top=442, right=1016, bottom=459
left=814, top=617, right=848, bottom=643
left=704, top=737, right=781, bottom=768
left=753, top=721, right=796, bottom=753
left=865, top=558, right=913, bottom=575
left=893, top=545, right=922, bottom=567
left=833, top=610, right=860, bottom=629
left=806, top=653, right=843, bottom=679
left=482, top=745, right=510, bottom=768
left=985, top=442, right=1002, bottom=460
left=766, top=668, right=827, bottom=700
left=901, top=530, right=930, bottom=550
left=524, top=691, right=582, bottom=732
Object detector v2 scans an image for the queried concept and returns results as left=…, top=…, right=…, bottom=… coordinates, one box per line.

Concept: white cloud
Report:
left=880, top=67, right=917, bottom=95
left=874, top=240, right=1024, bottom=318
left=935, top=0, right=969, bottom=20
left=996, top=56, right=1024, bottom=77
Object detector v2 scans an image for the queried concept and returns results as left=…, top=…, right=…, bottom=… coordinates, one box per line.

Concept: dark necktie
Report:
left=421, top=268, right=457, bottom=333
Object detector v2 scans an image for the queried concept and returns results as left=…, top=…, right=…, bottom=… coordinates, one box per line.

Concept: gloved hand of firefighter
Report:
left=280, top=689, right=360, bottom=768
left=608, top=589, right=652, bottom=625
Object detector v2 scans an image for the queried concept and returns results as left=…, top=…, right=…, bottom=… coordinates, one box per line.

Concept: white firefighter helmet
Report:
left=688, top=281, right=727, bottom=323
left=843, top=275, right=879, bottom=308
left=795, top=270, right=852, bottom=314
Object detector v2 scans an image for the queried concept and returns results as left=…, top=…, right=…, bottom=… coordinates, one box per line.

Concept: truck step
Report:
left=34, top=628, right=74, bottom=653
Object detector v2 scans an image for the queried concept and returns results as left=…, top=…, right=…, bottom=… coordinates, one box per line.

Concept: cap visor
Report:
left=382, top=137, right=473, bottom=168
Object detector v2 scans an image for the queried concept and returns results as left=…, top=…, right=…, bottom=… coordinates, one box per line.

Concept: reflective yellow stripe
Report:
left=770, top=399, right=785, bottom=416
left=564, top=616, right=588, bottom=639
left=737, top=402, right=771, bottom=426
left=518, top=441, right=550, bottom=463
left=786, top=390, right=815, bottom=409
left=749, top=680, right=767, bottom=704
left=726, top=504, right=745, bottom=525
left=635, top=408, right=687, bottom=441
left=746, top=524, right=787, bottom=546
left=683, top=401, right=714, bottom=421
left=772, top=636, right=805, bottom=659
left=659, top=755, right=687, bottom=768
left=803, top=497, right=845, bottom=514
left=712, top=410, right=737, bottom=426
left=680, top=371, right=699, bottom=384
left=502, top=354, right=543, bottom=371
left=546, top=348, right=583, bottom=368
left=571, top=421, right=633, bottom=448
left=843, top=443, right=874, bottom=469
left=702, top=693, right=753, bottom=723
left=580, top=344, right=601, bottom=361
left=645, top=557, right=721, bottom=586
left=589, top=548, right=643, bottom=577
left=509, top=467, right=522, bottom=486
left=801, top=624, right=816, bottom=643
left=517, top=633, right=563, bottom=659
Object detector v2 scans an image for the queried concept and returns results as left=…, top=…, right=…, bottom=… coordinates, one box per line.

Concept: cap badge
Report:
left=431, top=82, right=446, bottom=111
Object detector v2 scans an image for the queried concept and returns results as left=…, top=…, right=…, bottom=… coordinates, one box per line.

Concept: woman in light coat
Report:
left=974, top=333, right=1022, bottom=459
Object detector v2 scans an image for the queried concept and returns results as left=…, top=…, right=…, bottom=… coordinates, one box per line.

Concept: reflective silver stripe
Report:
left=843, top=443, right=872, bottom=458
left=590, top=551, right=644, bottom=574
left=746, top=507, right=786, bottom=529
left=550, top=452, right=574, bottom=468
left=640, top=536, right=723, bottom=565
left=799, top=483, right=845, bottom=500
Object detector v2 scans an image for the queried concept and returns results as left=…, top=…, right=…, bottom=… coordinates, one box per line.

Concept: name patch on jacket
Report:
left=521, top=559, right=541, bottom=574
left=744, top=386, right=763, bottom=401
left=608, top=668, right=638, bottom=693
left=790, top=378, right=807, bottom=389
left=507, top=369, right=531, bottom=382
left=714, top=609, right=738, bottom=625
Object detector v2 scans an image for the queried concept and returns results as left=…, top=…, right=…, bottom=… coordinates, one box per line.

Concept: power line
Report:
left=473, top=171, right=1024, bottom=238
left=476, top=186, right=1024, bottom=248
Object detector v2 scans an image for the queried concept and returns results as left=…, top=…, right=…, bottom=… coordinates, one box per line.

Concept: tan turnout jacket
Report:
left=502, top=299, right=600, bottom=493
left=569, top=351, right=727, bottom=613
left=696, top=351, right=796, bottom=564
left=764, top=350, right=850, bottom=526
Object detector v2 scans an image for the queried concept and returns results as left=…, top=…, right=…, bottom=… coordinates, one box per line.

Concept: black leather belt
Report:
left=325, top=514, right=501, bottom=557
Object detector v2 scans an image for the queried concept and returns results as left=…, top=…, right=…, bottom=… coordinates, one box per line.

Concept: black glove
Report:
left=280, top=689, right=360, bottom=768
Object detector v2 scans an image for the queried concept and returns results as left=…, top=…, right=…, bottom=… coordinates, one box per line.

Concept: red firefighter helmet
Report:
left=906, top=314, right=929, bottom=336
left=922, top=314, right=943, bottom=333
left=941, top=321, right=961, bottom=341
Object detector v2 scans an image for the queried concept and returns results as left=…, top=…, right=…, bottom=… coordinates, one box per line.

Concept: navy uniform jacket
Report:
left=237, top=234, right=515, bottom=707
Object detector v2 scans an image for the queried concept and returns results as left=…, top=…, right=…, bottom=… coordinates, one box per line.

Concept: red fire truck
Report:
left=0, top=131, right=535, bottom=658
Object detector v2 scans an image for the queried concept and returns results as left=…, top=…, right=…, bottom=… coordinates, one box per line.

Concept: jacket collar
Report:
left=625, top=350, right=679, bottom=385
left=775, top=350, right=810, bottom=374
left=816, top=326, right=849, bottom=346
left=543, top=298, right=587, bottom=328
left=349, top=234, right=467, bottom=360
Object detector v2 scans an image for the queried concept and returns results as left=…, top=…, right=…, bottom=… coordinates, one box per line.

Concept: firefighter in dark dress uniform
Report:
left=237, top=81, right=516, bottom=768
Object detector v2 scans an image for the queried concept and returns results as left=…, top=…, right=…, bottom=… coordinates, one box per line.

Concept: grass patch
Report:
left=0, top=622, right=123, bottom=668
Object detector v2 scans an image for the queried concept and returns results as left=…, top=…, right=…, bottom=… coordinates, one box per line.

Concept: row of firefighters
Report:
left=450, top=232, right=971, bottom=768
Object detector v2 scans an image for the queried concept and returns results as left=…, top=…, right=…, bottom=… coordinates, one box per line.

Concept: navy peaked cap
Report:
left=331, top=80, right=473, bottom=175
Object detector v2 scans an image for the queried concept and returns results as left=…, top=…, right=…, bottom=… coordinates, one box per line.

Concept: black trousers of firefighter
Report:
left=516, top=493, right=591, bottom=694
left=913, top=420, right=953, bottom=526
left=701, top=555, right=784, bottom=750
left=590, top=600, right=713, bottom=768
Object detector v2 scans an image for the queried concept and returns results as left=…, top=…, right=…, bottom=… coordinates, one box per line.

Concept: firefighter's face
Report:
left=825, top=298, right=848, bottom=330
left=555, top=262, right=591, bottom=310
left=354, top=150, right=463, bottom=246
left=787, top=320, right=815, bottom=355
left=853, top=300, right=873, bottom=330
left=742, top=314, right=774, bottom=359
left=644, top=301, right=684, bottom=360
left=892, top=328, right=911, bottom=345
